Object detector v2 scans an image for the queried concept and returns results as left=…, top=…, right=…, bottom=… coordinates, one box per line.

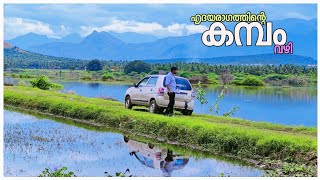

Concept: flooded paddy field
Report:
left=4, top=109, right=264, bottom=177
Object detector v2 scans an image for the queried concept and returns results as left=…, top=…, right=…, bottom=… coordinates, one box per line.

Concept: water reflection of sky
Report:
left=4, top=110, right=263, bottom=177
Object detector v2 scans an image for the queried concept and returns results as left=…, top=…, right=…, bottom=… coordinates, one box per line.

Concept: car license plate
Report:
left=176, top=93, right=184, bottom=99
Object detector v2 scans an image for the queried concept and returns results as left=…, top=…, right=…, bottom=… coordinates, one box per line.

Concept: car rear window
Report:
left=163, top=77, right=192, bottom=90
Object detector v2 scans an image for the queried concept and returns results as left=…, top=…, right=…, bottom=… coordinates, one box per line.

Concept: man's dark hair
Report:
left=171, top=66, right=178, bottom=72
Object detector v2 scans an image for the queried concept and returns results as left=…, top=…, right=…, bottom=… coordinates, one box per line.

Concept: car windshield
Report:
left=163, top=77, right=192, bottom=91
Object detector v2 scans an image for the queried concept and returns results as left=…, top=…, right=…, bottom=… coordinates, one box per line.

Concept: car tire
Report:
left=149, top=100, right=159, bottom=114
left=125, top=96, right=133, bottom=109
left=182, top=110, right=193, bottom=116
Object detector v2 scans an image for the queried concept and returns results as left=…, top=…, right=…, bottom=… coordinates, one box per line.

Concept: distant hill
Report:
left=4, top=42, right=316, bottom=67
left=109, top=31, right=158, bottom=43
left=4, top=42, right=87, bottom=69
left=144, top=54, right=317, bottom=66
left=7, top=32, right=57, bottom=50
left=4, top=18, right=316, bottom=61
left=59, top=33, right=83, bottom=43
left=6, top=32, right=84, bottom=50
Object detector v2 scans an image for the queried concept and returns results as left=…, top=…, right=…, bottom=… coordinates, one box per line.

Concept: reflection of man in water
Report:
left=161, top=150, right=174, bottom=177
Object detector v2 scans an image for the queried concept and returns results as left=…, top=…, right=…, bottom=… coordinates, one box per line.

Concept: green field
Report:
left=4, top=86, right=317, bottom=176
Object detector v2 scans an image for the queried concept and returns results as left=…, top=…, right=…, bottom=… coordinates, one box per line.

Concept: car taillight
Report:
left=191, top=90, right=196, bottom=98
left=158, top=87, right=165, bottom=95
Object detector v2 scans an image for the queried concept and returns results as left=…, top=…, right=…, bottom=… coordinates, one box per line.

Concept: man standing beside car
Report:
left=164, top=66, right=178, bottom=116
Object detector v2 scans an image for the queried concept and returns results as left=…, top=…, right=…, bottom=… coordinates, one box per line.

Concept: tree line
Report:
left=4, top=48, right=316, bottom=76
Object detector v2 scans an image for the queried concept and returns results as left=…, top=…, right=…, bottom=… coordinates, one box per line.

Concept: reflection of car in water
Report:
left=124, top=136, right=189, bottom=177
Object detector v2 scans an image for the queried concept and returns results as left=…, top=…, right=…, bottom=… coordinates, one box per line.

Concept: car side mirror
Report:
left=133, top=83, right=137, bottom=87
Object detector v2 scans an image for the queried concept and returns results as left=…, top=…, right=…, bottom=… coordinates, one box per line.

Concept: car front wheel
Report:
left=125, top=96, right=133, bottom=109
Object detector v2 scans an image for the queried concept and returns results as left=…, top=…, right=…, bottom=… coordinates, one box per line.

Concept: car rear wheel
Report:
left=125, top=96, right=133, bottom=109
left=149, top=100, right=159, bottom=114
left=182, top=110, right=193, bottom=116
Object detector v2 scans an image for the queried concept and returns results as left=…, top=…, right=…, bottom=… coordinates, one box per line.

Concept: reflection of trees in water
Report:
left=202, top=86, right=316, bottom=101
left=87, top=83, right=100, bottom=88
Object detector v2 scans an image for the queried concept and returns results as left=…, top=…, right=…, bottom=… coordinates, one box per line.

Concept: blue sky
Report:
left=4, top=4, right=317, bottom=39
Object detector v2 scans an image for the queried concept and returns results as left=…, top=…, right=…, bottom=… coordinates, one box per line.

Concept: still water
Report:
left=4, top=110, right=263, bottom=177
left=59, top=81, right=317, bottom=127
left=4, top=77, right=317, bottom=126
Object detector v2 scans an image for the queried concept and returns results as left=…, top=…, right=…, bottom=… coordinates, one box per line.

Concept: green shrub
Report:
left=179, top=71, right=192, bottom=78
left=81, top=75, right=92, bottom=81
left=124, top=60, right=151, bottom=74
left=128, top=71, right=138, bottom=76
left=102, top=73, right=114, bottom=81
left=286, top=76, right=307, bottom=86
left=231, top=79, right=243, bottom=85
left=240, top=76, right=265, bottom=86
left=113, top=72, right=123, bottom=76
left=30, top=75, right=63, bottom=90
left=17, top=81, right=26, bottom=86
left=87, top=59, right=102, bottom=71
left=208, top=78, right=219, bottom=85
left=264, top=74, right=289, bottom=81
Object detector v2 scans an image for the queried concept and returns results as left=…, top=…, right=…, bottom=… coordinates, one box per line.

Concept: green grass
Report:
left=4, top=86, right=317, bottom=166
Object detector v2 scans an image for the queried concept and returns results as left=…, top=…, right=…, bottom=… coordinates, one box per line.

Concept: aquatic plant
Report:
left=105, top=169, right=134, bottom=177
left=38, top=167, right=76, bottom=177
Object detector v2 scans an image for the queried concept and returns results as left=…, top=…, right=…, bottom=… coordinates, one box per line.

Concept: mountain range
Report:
left=6, top=31, right=158, bottom=49
left=4, top=42, right=316, bottom=66
left=6, top=18, right=317, bottom=62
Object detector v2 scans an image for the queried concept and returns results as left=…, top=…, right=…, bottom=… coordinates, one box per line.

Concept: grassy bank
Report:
left=4, top=86, right=317, bottom=176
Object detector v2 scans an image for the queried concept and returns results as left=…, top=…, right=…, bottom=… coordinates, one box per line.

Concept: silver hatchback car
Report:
left=125, top=75, right=194, bottom=115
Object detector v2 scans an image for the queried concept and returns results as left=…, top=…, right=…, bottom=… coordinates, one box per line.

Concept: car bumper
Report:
left=156, top=96, right=194, bottom=110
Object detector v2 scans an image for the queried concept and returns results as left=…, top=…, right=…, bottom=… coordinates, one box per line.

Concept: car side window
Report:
left=137, top=77, right=149, bottom=87
left=146, top=77, right=158, bottom=87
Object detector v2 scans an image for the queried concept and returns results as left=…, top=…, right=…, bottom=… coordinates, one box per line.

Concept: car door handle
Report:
left=150, top=89, right=153, bottom=91
left=140, top=89, right=142, bottom=92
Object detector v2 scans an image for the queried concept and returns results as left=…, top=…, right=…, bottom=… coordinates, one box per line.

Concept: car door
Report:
left=141, top=76, right=158, bottom=104
left=132, top=77, right=150, bottom=105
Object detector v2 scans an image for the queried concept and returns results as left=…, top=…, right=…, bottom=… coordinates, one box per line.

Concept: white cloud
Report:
left=5, top=17, right=54, bottom=39
left=285, top=12, right=313, bottom=20
left=80, top=19, right=207, bottom=37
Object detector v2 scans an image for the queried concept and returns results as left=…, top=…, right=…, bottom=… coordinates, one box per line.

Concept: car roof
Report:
left=146, top=74, right=187, bottom=80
